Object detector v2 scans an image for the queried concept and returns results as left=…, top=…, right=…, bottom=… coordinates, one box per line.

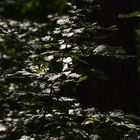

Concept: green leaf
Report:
left=36, top=68, right=44, bottom=73
left=63, top=24, right=69, bottom=29
left=77, top=75, right=88, bottom=82
left=119, top=11, right=140, bottom=18
left=43, top=44, right=52, bottom=49
left=43, top=62, right=49, bottom=68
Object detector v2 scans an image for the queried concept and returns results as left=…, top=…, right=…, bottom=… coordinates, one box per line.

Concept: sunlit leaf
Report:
left=43, top=44, right=52, bottom=49
left=77, top=75, right=88, bottom=82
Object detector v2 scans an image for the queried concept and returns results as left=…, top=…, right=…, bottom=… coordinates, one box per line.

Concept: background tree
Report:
left=75, top=0, right=139, bottom=114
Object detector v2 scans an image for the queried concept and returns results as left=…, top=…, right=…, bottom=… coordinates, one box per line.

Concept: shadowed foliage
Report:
left=0, top=0, right=140, bottom=139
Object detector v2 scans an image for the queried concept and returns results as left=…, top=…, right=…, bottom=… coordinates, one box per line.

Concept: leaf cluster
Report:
left=0, top=1, right=139, bottom=140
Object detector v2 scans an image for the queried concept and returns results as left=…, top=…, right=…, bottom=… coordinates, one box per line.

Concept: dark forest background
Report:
left=0, top=0, right=140, bottom=139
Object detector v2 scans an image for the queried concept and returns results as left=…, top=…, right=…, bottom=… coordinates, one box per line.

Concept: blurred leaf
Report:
left=119, top=11, right=140, bottom=18
left=42, top=44, right=52, bottom=49
left=77, top=75, right=88, bottom=82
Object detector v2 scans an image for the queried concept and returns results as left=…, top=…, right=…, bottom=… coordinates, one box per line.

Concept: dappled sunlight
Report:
left=0, top=0, right=140, bottom=139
